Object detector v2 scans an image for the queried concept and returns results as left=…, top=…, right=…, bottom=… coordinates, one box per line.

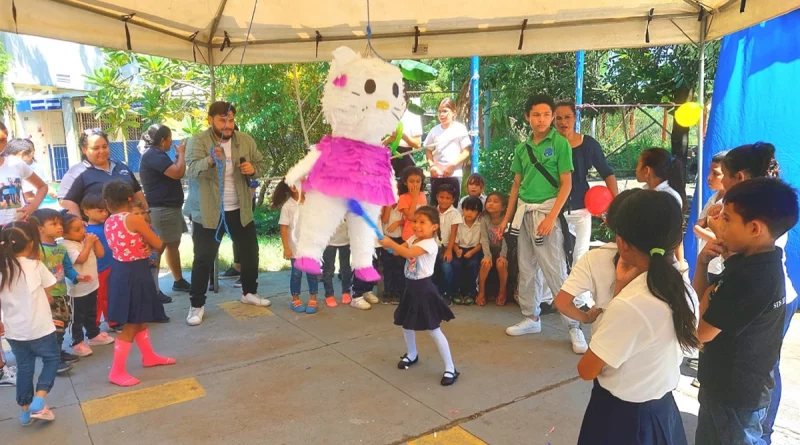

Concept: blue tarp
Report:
left=685, top=10, right=800, bottom=286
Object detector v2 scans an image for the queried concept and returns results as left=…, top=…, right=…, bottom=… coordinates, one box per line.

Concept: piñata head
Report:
left=323, top=47, right=405, bottom=144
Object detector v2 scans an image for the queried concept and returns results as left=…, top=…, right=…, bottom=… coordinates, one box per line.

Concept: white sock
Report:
left=428, top=328, right=455, bottom=373
left=403, top=329, right=418, bottom=360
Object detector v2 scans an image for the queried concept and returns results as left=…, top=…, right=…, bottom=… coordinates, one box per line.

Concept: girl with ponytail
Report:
left=576, top=190, right=698, bottom=445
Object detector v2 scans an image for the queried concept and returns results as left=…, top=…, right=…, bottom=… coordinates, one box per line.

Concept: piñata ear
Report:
left=331, top=46, right=359, bottom=69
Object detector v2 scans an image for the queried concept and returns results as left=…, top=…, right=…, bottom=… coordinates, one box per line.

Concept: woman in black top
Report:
left=554, top=101, right=618, bottom=306
left=59, top=129, right=147, bottom=216
left=139, top=124, right=190, bottom=293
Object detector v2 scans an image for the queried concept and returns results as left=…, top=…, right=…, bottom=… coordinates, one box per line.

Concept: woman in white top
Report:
left=425, top=98, right=472, bottom=207
left=636, top=147, right=688, bottom=264
left=576, top=190, right=698, bottom=445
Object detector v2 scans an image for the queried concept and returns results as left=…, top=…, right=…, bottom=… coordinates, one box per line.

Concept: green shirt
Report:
left=510, top=128, right=574, bottom=204
left=40, top=243, right=79, bottom=297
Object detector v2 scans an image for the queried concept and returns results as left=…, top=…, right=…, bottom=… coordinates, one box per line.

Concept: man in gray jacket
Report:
left=184, top=101, right=270, bottom=326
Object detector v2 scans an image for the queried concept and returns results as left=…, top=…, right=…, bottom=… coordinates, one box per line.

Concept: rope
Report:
left=210, top=0, right=259, bottom=243
left=365, top=0, right=385, bottom=61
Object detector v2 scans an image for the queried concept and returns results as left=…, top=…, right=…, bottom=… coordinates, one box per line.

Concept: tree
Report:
left=0, top=43, right=15, bottom=120
left=85, top=49, right=211, bottom=141
left=603, top=43, right=721, bottom=174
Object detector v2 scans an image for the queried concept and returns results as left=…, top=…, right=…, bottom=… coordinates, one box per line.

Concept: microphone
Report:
left=239, top=156, right=253, bottom=185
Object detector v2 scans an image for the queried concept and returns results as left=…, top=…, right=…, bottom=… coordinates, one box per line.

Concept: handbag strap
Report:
left=525, top=142, right=559, bottom=188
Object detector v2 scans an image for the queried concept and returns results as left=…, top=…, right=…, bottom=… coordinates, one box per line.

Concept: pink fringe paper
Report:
left=305, top=136, right=397, bottom=206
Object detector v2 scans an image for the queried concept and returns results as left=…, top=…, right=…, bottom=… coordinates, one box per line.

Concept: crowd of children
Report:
left=0, top=179, right=177, bottom=424
left=2, top=90, right=800, bottom=443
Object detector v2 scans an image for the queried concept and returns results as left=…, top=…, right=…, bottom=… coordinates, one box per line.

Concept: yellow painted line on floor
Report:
left=218, top=300, right=275, bottom=320
left=408, top=427, right=488, bottom=445
left=81, top=377, right=206, bottom=425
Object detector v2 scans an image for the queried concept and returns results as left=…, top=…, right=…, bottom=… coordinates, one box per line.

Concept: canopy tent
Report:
left=1, top=1, right=798, bottom=65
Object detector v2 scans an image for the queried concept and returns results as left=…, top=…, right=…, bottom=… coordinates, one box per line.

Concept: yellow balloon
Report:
left=675, top=102, right=703, bottom=127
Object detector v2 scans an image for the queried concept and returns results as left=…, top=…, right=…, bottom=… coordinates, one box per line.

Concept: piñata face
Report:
left=322, top=47, right=405, bottom=142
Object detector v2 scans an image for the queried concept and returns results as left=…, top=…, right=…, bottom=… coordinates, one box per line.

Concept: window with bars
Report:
left=76, top=113, right=144, bottom=141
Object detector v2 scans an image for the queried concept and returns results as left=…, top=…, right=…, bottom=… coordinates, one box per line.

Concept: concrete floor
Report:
left=1, top=271, right=799, bottom=444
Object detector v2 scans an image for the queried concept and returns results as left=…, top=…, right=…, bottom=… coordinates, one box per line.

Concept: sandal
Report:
left=291, top=298, right=306, bottom=313
left=452, top=295, right=465, bottom=305
left=476, top=294, right=487, bottom=306
left=397, top=353, right=419, bottom=369
left=463, top=296, right=475, bottom=305
left=496, top=292, right=507, bottom=306
left=441, top=369, right=460, bottom=386
left=305, top=299, right=318, bottom=314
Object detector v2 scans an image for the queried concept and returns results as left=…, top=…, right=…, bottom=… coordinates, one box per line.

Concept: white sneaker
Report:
left=350, top=296, right=371, bottom=310
left=569, top=327, right=588, bottom=354
left=241, top=293, right=271, bottom=307
left=363, top=291, right=379, bottom=304
left=88, top=332, right=115, bottom=346
left=0, top=365, right=16, bottom=387
left=187, top=306, right=205, bottom=326
left=505, top=318, right=542, bottom=336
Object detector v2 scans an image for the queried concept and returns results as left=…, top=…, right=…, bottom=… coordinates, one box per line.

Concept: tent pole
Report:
left=469, top=56, right=480, bottom=173
left=209, top=47, right=217, bottom=102
left=575, top=50, right=585, bottom=132
left=696, top=15, right=708, bottom=254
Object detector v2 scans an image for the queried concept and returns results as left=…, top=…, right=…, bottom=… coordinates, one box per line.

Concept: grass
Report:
left=175, top=234, right=290, bottom=272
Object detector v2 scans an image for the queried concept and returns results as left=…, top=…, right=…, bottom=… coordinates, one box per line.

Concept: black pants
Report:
left=191, top=209, right=259, bottom=307
left=380, top=236, right=406, bottom=296
left=71, top=291, right=100, bottom=346
left=352, top=249, right=380, bottom=297
left=430, top=177, right=461, bottom=207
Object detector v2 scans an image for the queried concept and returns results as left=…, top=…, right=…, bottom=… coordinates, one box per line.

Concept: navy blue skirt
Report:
left=394, top=276, right=454, bottom=331
left=108, top=258, right=167, bottom=324
left=578, top=380, right=688, bottom=445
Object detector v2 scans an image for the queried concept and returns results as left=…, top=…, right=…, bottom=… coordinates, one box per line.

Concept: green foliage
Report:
left=479, top=135, right=519, bottom=194
left=0, top=43, right=13, bottom=116
left=216, top=63, right=330, bottom=177
left=85, top=50, right=210, bottom=138
left=252, top=206, right=282, bottom=236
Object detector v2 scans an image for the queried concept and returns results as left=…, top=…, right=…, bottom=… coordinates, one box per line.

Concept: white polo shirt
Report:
left=0, top=258, right=57, bottom=341
left=644, top=180, right=683, bottom=209
left=438, top=205, right=463, bottom=247
left=590, top=272, right=699, bottom=403
left=561, top=243, right=618, bottom=333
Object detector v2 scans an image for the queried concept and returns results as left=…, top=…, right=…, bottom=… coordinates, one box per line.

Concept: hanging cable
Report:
left=365, top=0, right=385, bottom=60
left=211, top=0, right=259, bottom=243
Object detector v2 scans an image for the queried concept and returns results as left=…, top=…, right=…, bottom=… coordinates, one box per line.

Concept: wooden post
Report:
left=601, top=113, right=606, bottom=139
left=662, top=108, right=668, bottom=143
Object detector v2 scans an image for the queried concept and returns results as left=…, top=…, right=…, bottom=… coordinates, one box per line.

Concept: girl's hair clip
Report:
left=128, top=196, right=133, bottom=202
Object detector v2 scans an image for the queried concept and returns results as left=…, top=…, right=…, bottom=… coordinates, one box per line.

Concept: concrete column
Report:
left=61, top=97, right=80, bottom=166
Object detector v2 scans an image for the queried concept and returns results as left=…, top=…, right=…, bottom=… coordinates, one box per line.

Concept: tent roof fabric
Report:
left=1, top=1, right=798, bottom=64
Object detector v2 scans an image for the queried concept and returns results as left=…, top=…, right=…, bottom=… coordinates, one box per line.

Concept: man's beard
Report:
left=212, top=126, right=233, bottom=141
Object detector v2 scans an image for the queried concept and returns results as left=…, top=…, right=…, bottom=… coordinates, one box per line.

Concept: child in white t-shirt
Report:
left=693, top=151, right=727, bottom=278
left=451, top=196, right=483, bottom=305
left=59, top=213, right=114, bottom=358
left=457, top=173, right=487, bottom=210
left=273, top=181, right=319, bottom=314
left=575, top=190, right=698, bottom=445
left=0, top=220, right=60, bottom=425
left=379, top=206, right=459, bottom=386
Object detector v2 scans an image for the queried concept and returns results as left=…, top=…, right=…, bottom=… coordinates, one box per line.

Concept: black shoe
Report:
left=60, top=350, right=80, bottom=363
left=172, top=279, right=191, bottom=292
left=112, top=324, right=124, bottom=333
left=209, top=282, right=215, bottom=291
left=159, top=291, right=173, bottom=304
left=540, top=302, right=557, bottom=315
left=441, top=369, right=460, bottom=386
left=56, top=361, right=73, bottom=374
left=397, top=354, right=419, bottom=370
left=233, top=278, right=242, bottom=288
left=153, top=315, right=171, bottom=323
left=220, top=267, right=240, bottom=279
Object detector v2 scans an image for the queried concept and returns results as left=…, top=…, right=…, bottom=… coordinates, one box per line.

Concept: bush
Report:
left=253, top=206, right=282, bottom=236
left=479, top=135, right=519, bottom=195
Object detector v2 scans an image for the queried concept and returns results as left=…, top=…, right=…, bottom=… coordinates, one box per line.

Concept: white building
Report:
left=1, top=32, right=104, bottom=181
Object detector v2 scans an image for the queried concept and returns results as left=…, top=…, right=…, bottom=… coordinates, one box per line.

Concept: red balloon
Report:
left=585, top=186, right=613, bottom=216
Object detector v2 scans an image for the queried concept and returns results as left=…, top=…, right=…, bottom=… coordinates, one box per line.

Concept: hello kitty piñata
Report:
left=285, top=46, right=404, bottom=282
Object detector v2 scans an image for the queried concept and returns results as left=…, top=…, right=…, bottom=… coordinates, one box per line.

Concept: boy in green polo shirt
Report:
left=499, top=94, right=586, bottom=354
